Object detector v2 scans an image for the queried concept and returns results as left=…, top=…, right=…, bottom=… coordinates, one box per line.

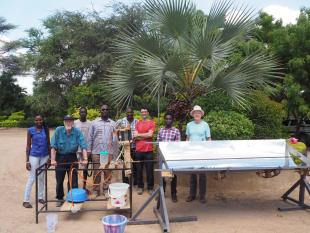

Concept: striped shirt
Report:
left=87, top=118, right=117, bottom=154
left=116, top=117, right=138, bottom=148
left=157, top=127, right=181, bottom=142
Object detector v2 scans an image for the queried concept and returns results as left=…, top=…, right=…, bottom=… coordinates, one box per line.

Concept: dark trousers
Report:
left=83, top=155, right=92, bottom=189
left=55, top=153, right=78, bottom=200
left=135, top=151, right=154, bottom=190
left=163, top=175, right=177, bottom=196
left=189, top=174, right=206, bottom=198
left=122, top=148, right=137, bottom=185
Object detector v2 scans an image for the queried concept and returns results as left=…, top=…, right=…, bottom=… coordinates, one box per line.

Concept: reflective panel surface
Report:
left=159, top=139, right=308, bottom=171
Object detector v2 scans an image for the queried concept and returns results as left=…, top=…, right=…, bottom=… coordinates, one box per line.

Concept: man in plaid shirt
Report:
left=157, top=112, right=180, bottom=202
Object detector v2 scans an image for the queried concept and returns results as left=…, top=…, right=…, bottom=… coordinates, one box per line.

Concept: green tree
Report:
left=257, top=9, right=310, bottom=136
left=23, top=4, right=146, bottom=118
left=65, top=84, right=111, bottom=112
left=26, top=80, right=65, bottom=117
left=109, top=0, right=281, bottom=122
left=0, top=72, right=26, bottom=115
left=0, top=17, right=25, bottom=115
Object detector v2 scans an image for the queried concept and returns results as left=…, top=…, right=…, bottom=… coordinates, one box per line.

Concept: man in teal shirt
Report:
left=186, top=106, right=211, bottom=204
left=51, top=115, right=87, bottom=207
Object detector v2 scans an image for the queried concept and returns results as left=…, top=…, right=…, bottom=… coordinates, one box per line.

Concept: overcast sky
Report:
left=0, top=0, right=309, bottom=94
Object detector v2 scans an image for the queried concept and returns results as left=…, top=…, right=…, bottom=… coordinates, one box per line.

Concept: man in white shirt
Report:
left=74, top=107, right=91, bottom=190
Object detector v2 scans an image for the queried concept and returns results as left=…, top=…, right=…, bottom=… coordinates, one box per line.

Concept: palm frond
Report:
left=207, top=53, right=282, bottom=107
left=113, top=29, right=168, bottom=61
left=221, top=4, right=256, bottom=42
left=206, top=0, right=233, bottom=33
left=108, top=61, right=144, bottom=109
left=186, top=1, right=255, bottom=70
left=145, top=0, right=196, bottom=41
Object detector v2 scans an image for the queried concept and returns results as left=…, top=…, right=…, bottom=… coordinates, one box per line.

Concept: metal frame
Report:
left=129, top=149, right=197, bottom=233
left=35, top=162, right=133, bottom=224
left=278, top=170, right=310, bottom=211
left=129, top=144, right=310, bottom=233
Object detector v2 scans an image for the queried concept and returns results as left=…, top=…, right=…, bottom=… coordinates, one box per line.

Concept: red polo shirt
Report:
left=135, top=120, right=155, bottom=152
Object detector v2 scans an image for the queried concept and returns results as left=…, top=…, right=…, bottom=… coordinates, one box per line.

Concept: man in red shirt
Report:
left=134, top=108, right=155, bottom=195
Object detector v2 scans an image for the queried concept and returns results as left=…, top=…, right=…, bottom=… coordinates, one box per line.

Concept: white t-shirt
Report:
left=74, top=119, right=91, bottom=152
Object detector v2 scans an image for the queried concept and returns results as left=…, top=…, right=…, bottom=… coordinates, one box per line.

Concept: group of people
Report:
left=22, top=104, right=211, bottom=208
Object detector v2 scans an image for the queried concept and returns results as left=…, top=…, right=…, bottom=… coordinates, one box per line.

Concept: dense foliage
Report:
left=205, top=111, right=254, bottom=140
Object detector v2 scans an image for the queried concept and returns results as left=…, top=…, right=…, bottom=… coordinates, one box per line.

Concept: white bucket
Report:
left=108, top=183, right=129, bottom=208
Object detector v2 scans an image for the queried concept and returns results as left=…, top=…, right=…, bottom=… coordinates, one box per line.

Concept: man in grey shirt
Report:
left=87, top=104, right=117, bottom=197
left=74, top=107, right=91, bottom=190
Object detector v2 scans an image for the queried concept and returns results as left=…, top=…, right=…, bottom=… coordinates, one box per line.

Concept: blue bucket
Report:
left=66, top=188, right=88, bottom=203
left=102, top=215, right=127, bottom=233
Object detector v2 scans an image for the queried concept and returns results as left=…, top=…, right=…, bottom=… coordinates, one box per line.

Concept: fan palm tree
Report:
left=109, top=0, right=281, bottom=116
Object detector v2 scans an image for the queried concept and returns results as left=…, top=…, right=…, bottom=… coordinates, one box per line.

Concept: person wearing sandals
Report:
left=23, top=115, right=51, bottom=208
left=186, top=105, right=211, bottom=204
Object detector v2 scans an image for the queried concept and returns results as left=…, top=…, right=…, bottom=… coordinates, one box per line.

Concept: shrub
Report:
left=7, top=111, right=25, bottom=121
left=18, top=118, right=35, bottom=128
left=71, top=108, right=100, bottom=121
left=0, top=116, right=8, bottom=121
left=0, top=120, right=18, bottom=128
left=246, top=91, right=285, bottom=139
left=45, top=117, right=65, bottom=128
left=205, top=110, right=254, bottom=140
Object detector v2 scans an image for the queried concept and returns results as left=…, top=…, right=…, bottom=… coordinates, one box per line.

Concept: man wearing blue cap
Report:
left=50, top=115, right=88, bottom=207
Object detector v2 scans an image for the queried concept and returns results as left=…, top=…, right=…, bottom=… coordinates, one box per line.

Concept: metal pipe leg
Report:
left=131, top=187, right=160, bottom=221
left=159, top=186, right=170, bottom=232
left=281, top=178, right=301, bottom=199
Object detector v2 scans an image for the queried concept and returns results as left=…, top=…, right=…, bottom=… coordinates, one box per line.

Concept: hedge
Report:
left=246, top=91, right=285, bottom=139
left=0, top=120, right=19, bottom=128
left=0, top=116, right=8, bottom=121
left=205, top=110, right=255, bottom=140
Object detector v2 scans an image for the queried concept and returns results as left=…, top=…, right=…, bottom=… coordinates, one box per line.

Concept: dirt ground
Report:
left=0, top=128, right=309, bottom=233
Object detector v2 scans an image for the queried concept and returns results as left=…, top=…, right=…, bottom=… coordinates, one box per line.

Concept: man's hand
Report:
left=81, top=159, right=88, bottom=165
left=26, top=162, right=31, bottom=171
left=50, top=160, right=57, bottom=166
left=133, top=132, right=139, bottom=138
